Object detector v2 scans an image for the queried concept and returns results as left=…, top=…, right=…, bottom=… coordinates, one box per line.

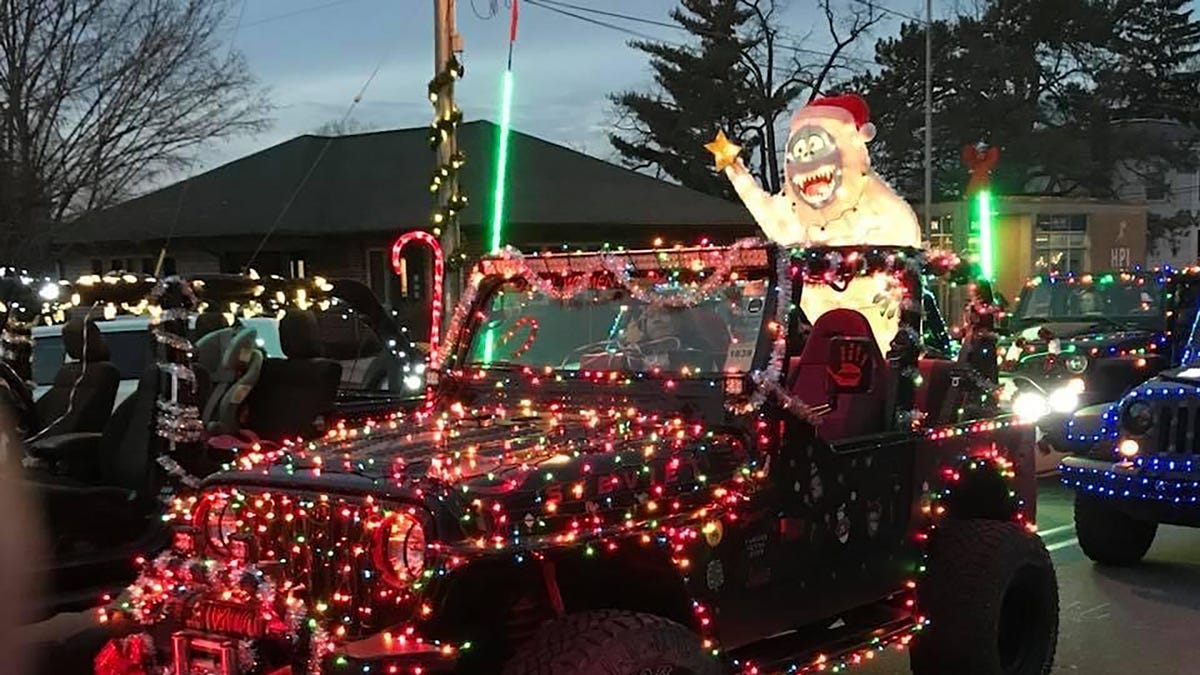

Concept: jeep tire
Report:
left=911, top=519, right=1058, bottom=675
left=501, top=609, right=719, bottom=675
left=1075, top=493, right=1157, bottom=566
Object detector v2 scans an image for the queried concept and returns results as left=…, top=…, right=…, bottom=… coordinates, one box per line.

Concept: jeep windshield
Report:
left=462, top=260, right=771, bottom=375
left=1011, top=274, right=1162, bottom=331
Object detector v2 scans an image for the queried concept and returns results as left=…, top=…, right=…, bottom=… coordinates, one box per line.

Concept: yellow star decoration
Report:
left=705, top=130, right=741, bottom=171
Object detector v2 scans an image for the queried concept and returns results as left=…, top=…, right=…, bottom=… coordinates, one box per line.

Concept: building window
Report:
left=290, top=257, right=307, bottom=279
left=90, top=259, right=103, bottom=274
left=1034, top=214, right=1088, bottom=273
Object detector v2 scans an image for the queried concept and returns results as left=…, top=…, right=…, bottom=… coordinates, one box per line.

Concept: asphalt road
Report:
left=853, top=478, right=1200, bottom=675
left=28, top=479, right=1200, bottom=674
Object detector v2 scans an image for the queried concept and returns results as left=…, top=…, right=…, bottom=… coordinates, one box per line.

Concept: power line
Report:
left=237, top=0, right=366, bottom=30
left=522, top=0, right=666, bottom=43
left=241, top=43, right=395, bottom=273
left=525, top=0, right=876, bottom=67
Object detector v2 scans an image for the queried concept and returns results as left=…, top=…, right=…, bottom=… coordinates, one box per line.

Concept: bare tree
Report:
left=739, top=0, right=881, bottom=192
left=311, top=117, right=378, bottom=136
left=0, top=0, right=271, bottom=266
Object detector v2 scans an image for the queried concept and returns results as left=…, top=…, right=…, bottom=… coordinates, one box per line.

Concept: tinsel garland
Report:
left=101, top=550, right=332, bottom=675
left=600, top=238, right=762, bottom=307
left=748, top=248, right=793, bottom=409
left=151, top=277, right=205, bottom=492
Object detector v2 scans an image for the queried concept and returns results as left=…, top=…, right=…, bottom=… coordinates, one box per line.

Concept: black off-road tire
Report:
left=501, top=610, right=719, bottom=675
left=910, top=519, right=1058, bottom=675
left=1074, top=493, right=1157, bottom=566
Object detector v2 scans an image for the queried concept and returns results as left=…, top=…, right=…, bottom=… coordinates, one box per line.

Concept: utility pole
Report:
left=433, top=0, right=463, bottom=319
left=923, top=0, right=933, bottom=243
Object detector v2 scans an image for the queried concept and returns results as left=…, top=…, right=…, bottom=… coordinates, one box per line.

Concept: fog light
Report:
left=1118, top=439, right=1140, bottom=458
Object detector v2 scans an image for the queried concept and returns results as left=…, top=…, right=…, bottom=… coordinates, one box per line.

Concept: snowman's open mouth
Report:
left=792, top=165, right=840, bottom=205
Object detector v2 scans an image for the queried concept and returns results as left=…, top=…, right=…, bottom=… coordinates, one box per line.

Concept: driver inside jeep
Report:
left=621, top=304, right=723, bottom=371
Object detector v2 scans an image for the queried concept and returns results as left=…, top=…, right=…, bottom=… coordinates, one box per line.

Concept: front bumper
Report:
left=1060, top=455, right=1200, bottom=526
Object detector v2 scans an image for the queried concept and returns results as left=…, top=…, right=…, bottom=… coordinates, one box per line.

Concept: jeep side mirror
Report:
left=826, top=336, right=874, bottom=399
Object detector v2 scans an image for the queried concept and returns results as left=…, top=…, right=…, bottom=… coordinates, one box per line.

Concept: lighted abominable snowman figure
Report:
left=708, top=93, right=922, bottom=353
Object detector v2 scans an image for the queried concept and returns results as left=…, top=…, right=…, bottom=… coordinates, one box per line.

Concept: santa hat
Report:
left=792, top=93, right=876, bottom=142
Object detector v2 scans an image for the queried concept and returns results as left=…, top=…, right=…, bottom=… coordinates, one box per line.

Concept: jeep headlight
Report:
left=1048, top=378, right=1085, bottom=414
left=1122, top=400, right=1154, bottom=435
left=1064, top=354, right=1088, bottom=374
left=375, top=512, right=426, bottom=585
left=1013, top=391, right=1049, bottom=422
left=198, top=493, right=239, bottom=555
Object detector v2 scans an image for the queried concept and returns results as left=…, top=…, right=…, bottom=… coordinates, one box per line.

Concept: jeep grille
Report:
left=1153, top=404, right=1200, bottom=455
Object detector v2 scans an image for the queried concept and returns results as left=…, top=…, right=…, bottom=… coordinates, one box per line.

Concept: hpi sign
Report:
left=1111, top=247, right=1131, bottom=268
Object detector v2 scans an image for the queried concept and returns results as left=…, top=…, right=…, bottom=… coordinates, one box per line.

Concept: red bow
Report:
left=962, top=145, right=1000, bottom=194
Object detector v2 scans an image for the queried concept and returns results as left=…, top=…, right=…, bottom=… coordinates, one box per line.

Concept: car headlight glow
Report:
left=1048, top=379, right=1085, bottom=414
left=1122, top=400, right=1154, bottom=435
left=1064, top=354, right=1088, bottom=374
left=1013, top=391, right=1049, bottom=422
left=375, top=512, right=426, bottom=585
left=403, top=374, right=423, bottom=390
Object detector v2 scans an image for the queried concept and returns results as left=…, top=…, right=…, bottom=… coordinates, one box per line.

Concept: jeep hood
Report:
left=206, top=403, right=746, bottom=524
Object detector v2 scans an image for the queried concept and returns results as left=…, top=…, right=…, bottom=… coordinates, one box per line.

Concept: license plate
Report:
left=172, top=631, right=240, bottom=675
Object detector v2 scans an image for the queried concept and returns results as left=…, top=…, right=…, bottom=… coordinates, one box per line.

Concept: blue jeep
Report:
left=1060, top=293, right=1200, bottom=565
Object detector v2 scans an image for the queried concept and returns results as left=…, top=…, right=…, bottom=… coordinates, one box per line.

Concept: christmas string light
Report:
left=392, top=231, right=445, bottom=357
left=98, top=240, right=1031, bottom=675
left=427, top=49, right=467, bottom=237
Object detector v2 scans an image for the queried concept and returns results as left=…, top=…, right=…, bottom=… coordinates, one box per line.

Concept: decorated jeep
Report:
left=999, top=268, right=1200, bottom=472
left=90, top=242, right=1057, bottom=675
left=1060, top=302, right=1200, bottom=566
left=93, top=93, right=1056, bottom=675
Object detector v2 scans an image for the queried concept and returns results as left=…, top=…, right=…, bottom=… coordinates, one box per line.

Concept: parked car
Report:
left=999, top=268, right=1200, bottom=473
left=95, top=242, right=1056, bottom=675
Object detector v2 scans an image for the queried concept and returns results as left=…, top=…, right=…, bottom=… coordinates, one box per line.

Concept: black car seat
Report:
left=34, top=318, right=119, bottom=438
left=201, top=327, right=263, bottom=434
left=788, top=309, right=890, bottom=440
left=245, top=310, right=342, bottom=439
left=28, top=365, right=162, bottom=593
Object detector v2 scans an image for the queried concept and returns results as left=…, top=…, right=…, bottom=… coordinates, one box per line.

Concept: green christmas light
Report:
left=977, top=189, right=994, bottom=282
left=490, top=70, right=515, bottom=255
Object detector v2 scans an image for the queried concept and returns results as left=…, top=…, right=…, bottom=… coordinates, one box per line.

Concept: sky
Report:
left=193, top=0, right=916, bottom=176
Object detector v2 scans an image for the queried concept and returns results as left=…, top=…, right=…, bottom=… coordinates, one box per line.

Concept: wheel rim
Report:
left=997, top=565, right=1047, bottom=673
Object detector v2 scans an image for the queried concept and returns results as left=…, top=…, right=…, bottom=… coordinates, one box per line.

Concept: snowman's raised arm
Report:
left=724, top=159, right=794, bottom=244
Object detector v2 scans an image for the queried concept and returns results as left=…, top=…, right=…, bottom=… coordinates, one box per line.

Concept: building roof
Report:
left=59, top=121, right=753, bottom=244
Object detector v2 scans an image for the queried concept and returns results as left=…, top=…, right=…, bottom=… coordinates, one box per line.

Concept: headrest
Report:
left=224, top=327, right=260, bottom=366
left=62, top=317, right=110, bottom=362
left=280, top=310, right=322, bottom=359
left=193, top=312, right=229, bottom=341
left=799, top=309, right=879, bottom=364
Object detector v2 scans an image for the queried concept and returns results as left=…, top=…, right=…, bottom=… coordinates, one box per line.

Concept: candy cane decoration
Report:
left=392, top=231, right=444, bottom=357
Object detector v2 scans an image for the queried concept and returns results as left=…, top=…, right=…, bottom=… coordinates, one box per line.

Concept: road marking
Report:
left=1037, top=524, right=1074, bottom=539
left=1047, top=537, right=1079, bottom=552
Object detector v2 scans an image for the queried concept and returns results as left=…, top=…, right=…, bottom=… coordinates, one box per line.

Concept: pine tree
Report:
left=609, top=0, right=760, bottom=199
left=855, top=0, right=1200, bottom=201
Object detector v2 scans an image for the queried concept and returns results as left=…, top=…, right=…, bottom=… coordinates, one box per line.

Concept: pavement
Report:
left=27, top=479, right=1200, bottom=674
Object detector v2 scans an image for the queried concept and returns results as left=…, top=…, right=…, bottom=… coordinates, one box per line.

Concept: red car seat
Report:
left=787, top=309, right=890, bottom=440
